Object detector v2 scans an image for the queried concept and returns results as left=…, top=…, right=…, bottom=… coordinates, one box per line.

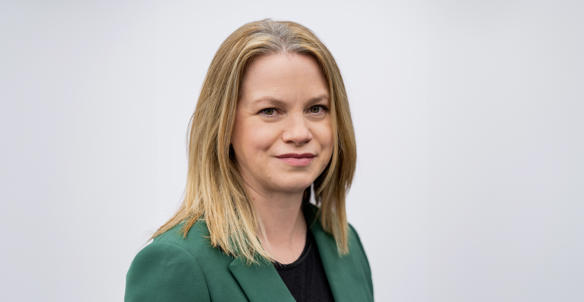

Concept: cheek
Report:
left=234, top=120, right=280, bottom=157
left=314, top=122, right=334, bottom=151
left=249, top=124, right=280, bottom=152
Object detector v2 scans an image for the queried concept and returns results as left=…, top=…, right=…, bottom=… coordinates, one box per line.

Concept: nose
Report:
left=282, top=114, right=312, bottom=146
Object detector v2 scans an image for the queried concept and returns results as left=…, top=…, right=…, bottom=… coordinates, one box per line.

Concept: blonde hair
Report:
left=152, top=19, right=357, bottom=263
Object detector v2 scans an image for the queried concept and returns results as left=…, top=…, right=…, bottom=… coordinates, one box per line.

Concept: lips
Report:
left=275, top=153, right=316, bottom=159
left=275, top=153, right=316, bottom=167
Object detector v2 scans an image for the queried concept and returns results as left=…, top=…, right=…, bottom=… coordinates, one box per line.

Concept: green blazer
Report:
left=125, top=204, right=373, bottom=302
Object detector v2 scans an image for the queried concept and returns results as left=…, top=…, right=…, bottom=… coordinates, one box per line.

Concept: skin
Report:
left=231, top=52, right=333, bottom=264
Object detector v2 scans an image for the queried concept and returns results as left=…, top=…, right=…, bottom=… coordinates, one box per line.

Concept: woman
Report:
left=125, top=19, right=373, bottom=302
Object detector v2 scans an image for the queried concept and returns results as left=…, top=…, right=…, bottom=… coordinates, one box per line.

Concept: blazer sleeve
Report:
left=125, top=242, right=210, bottom=302
left=349, top=224, right=374, bottom=299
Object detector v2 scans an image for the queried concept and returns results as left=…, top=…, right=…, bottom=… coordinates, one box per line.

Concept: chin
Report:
left=273, top=179, right=314, bottom=194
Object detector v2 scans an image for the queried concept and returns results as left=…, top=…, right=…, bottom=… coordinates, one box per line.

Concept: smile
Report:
left=275, top=153, right=316, bottom=167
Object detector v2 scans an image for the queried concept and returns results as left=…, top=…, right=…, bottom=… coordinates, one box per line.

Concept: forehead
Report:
left=238, top=52, right=329, bottom=105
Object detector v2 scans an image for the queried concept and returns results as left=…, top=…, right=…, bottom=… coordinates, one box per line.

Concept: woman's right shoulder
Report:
left=152, top=219, right=211, bottom=254
left=124, top=220, right=212, bottom=302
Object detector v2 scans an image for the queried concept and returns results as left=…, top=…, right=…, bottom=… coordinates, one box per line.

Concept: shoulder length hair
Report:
left=152, top=19, right=357, bottom=264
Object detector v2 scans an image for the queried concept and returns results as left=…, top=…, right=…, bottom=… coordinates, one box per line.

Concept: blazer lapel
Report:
left=228, top=203, right=368, bottom=302
left=306, top=204, right=370, bottom=302
left=228, top=257, right=295, bottom=302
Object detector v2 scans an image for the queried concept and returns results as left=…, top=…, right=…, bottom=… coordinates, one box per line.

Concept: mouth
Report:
left=275, top=153, right=316, bottom=159
left=275, top=153, right=316, bottom=167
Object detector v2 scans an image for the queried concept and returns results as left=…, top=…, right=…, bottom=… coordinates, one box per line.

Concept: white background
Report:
left=1, top=0, right=582, bottom=301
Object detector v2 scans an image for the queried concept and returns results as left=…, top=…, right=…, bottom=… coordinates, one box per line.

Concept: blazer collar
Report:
left=228, top=203, right=356, bottom=302
left=228, top=257, right=295, bottom=302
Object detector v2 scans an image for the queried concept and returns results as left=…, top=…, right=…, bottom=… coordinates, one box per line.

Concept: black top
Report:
left=273, top=231, right=335, bottom=302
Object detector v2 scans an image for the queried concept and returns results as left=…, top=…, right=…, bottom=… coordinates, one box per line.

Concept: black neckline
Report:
left=273, top=231, right=312, bottom=271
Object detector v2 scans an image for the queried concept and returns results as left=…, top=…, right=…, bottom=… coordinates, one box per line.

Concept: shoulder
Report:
left=125, top=220, right=213, bottom=302
left=152, top=219, right=211, bottom=255
left=347, top=222, right=374, bottom=297
left=348, top=223, right=367, bottom=257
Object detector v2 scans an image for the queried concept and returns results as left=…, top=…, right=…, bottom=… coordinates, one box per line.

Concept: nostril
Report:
left=282, top=121, right=312, bottom=144
left=282, top=129, right=312, bottom=145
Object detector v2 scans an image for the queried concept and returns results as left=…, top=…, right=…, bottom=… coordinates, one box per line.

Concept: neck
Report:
left=245, top=185, right=308, bottom=262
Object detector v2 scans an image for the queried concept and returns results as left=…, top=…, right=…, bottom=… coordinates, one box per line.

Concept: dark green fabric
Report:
left=125, top=204, right=374, bottom=302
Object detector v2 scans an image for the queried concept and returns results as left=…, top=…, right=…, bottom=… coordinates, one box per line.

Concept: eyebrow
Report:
left=252, top=94, right=329, bottom=106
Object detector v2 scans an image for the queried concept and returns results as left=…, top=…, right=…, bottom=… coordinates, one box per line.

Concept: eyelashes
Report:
left=258, top=105, right=329, bottom=118
left=307, top=105, right=329, bottom=114
left=258, top=107, right=277, bottom=116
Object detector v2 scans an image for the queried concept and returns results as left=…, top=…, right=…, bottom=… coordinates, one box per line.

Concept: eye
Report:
left=308, top=105, right=328, bottom=115
left=258, top=107, right=278, bottom=117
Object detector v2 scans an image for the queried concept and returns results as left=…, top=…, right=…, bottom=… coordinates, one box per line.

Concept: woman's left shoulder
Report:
left=347, top=223, right=369, bottom=260
left=347, top=223, right=374, bottom=296
left=348, top=223, right=365, bottom=246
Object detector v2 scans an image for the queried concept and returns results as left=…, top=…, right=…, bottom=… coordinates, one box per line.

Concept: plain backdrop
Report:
left=1, top=0, right=582, bottom=301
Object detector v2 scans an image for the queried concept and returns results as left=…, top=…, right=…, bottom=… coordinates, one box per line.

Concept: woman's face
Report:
left=231, top=52, right=333, bottom=196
